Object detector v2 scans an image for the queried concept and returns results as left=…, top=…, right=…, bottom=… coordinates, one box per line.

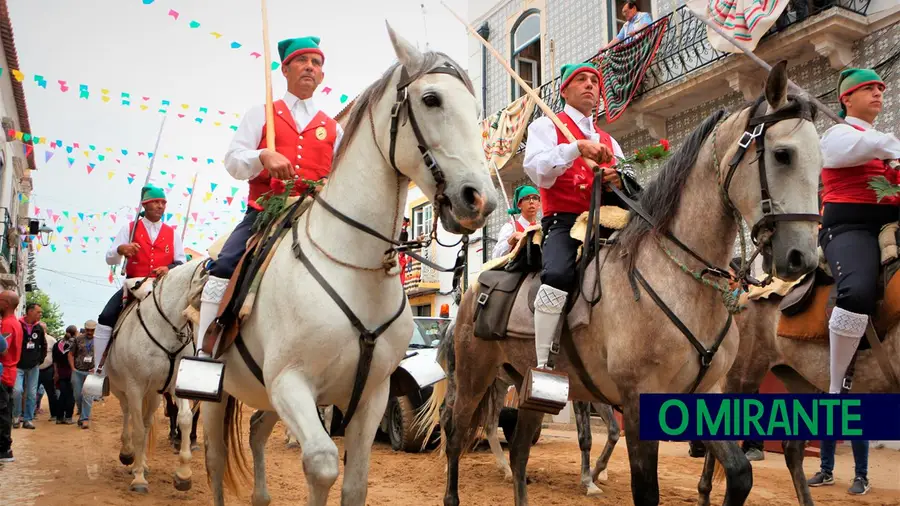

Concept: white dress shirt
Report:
left=821, top=116, right=900, bottom=169
left=492, top=215, right=540, bottom=259
left=523, top=104, right=625, bottom=188
left=224, top=91, right=345, bottom=180
left=106, top=217, right=186, bottom=266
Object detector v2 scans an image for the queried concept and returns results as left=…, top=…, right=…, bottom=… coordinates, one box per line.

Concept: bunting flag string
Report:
left=0, top=67, right=242, bottom=130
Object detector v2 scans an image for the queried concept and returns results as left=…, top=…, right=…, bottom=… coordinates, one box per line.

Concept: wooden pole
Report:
left=181, top=172, right=199, bottom=241
left=121, top=116, right=166, bottom=276
left=682, top=2, right=844, bottom=124
left=261, top=0, right=276, bottom=150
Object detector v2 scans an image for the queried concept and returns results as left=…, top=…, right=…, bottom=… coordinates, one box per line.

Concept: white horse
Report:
left=105, top=261, right=206, bottom=494
left=177, top=25, right=496, bottom=506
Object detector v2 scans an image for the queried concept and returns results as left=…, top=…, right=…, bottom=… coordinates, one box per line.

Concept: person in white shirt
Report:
left=197, top=36, right=343, bottom=362
left=492, top=185, right=542, bottom=259
left=810, top=67, right=900, bottom=496
left=35, top=326, right=57, bottom=422
left=601, top=2, right=654, bottom=51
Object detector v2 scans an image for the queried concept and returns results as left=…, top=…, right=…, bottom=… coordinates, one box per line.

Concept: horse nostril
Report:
left=787, top=249, right=805, bottom=272
left=462, top=185, right=483, bottom=211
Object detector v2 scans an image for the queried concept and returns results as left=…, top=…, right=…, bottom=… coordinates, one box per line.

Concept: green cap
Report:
left=507, top=185, right=539, bottom=215
left=559, top=63, right=602, bottom=105
left=277, top=36, right=325, bottom=65
left=837, top=68, right=885, bottom=118
left=141, top=184, right=166, bottom=203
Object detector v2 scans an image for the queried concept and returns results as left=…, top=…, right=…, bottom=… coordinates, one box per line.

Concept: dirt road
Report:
left=1, top=396, right=898, bottom=505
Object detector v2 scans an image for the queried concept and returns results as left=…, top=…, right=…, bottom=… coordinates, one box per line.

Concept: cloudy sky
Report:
left=10, top=0, right=469, bottom=328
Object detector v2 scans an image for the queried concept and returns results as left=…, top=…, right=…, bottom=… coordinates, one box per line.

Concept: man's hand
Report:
left=576, top=140, right=614, bottom=165
left=117, top=243, right=140, bottom=258
left=152, top=266, right=170, bottom=277
left=259, top=149, right=294, bottom=180
left=601, top=167, right=622, bottom=189
left=315, top=177, right=328, bottom=194
left=507, top=231, right=524, bottom=246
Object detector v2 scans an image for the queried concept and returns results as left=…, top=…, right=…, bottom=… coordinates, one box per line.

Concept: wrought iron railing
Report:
left=506, top=0, right=870, bottom=136
left=0, top=208, right=13, bottom=273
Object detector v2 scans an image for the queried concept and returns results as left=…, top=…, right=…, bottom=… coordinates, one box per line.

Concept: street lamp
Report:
left=38, top=224, right=52, bottom=246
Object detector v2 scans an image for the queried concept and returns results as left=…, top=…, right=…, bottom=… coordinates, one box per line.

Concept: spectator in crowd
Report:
left=35, top=324, right=59, bottom=422
left=601, top=2, right=653, bottom=51
left=0, top=290, right=23, bottom=463
left=12, top=303, right=46, bottom=430
left=808, top=439, right=871, bottom=495
left=52, top=325, right=77, bottom=425
left=71, top=320, right=97, bottom=429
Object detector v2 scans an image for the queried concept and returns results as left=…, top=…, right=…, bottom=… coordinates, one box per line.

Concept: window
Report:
left=608, top=0, right=653, bottom=43
left=412, top=304, right=432, bottom=317
left=413, top=203, right=433, bottom=240
left=511, top=11, right=541, bottom=100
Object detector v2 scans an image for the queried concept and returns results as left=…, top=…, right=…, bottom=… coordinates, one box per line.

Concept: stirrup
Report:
left=82, top=372, right=110, bottom=399
left=518, top=367, right=569, bottom=415
left=174, top=355, right=226, bottom=402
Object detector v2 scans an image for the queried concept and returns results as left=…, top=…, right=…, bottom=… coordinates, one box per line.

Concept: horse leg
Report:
left=701, top=440, right=752, bottom=506
left=269, top=370, right=339, bottom=506
left=323, top=406, right=333, bottom=436
left=190, top=406, right=200, bottom=451
left=126, top=387, right=150, bottom=494
left=341, top=380, right=389, bottom=506
left=164, top=393, right=178, bottom=447
left=249, top=410, right=279, bottom=506
left=173, top=396, right=194, bottom=491
left=591, top=402, right=620, bottom=483
left=574, top=401, right=602, bottom=496
left=783, top=440, right=814, bottom=506
left=114, top=388, right=135, bottom=466
left=141, top=394, right=161, bottom=476
left=486, top=416, right=512, bottom=481
left=697, top=451, right=717, bottom=506
left=509, top=408, right=543, bottom=506
left=621, top=393, right=660, bottom=506
left=201, top=394, right=229, bottom=506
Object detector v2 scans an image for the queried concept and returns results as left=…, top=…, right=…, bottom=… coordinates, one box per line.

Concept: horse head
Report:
left=381, top=23, right=497, bottom=234
left=722, top=61, right=822, bottom=282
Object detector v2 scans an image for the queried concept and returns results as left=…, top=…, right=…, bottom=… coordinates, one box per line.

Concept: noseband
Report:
left=719, top=96, right=821, bottom=287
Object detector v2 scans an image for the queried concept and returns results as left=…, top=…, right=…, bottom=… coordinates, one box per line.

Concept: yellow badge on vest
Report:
left=315, top=126, right=327, bottom=141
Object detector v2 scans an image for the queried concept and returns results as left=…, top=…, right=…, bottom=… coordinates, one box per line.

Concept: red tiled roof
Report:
left=0, top=0, right=35, bottom=171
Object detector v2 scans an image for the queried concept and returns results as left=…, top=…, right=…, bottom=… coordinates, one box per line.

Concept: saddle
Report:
left=472, top=206, right=627, bottom=342
left=772, top=222, right=900, bottom=349
left=191, top=195, right=314, bottom=357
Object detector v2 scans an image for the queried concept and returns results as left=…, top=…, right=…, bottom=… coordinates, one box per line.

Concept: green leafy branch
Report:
left=868, top=175, right=900, bottom=202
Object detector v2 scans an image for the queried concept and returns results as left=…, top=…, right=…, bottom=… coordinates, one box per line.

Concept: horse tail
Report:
left=413, top=319, right=455, bottom=451
left=222, top=395, right=252, bottom=497
left=712, top=458, right=726, bottom=485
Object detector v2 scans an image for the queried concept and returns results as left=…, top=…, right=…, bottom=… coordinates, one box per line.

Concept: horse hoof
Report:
left=173, top=474, right=192, bottom=491
left=594, top=469, right=609, bottom=482
left=119, top=453, right=135, bottom=466
left=586, top=483, right=604, bottom=497
left=130, top=483, right=149, bottom=494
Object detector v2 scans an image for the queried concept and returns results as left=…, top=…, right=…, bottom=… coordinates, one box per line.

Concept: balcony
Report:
left=401, top=242, right=441, bottom=296
left=503, top=0, right=875, bottom=149
left=0, top=207, right=18, bottom=287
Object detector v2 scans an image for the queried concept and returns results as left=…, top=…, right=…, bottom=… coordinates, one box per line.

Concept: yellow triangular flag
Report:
left=101, top=96, right=111, bottom=103
left=210, top=32, right=222, bottom=38
left=83, top=151, right=90, bottom=158
left=140, top=105, right=148, bottom=111
left=108, top=171, right=115, bottom=180
left=106, top=147, right=113, bottom=153
left=11, top=69, right=24, bottom=82
left=101, top=89, right=109, bottom=94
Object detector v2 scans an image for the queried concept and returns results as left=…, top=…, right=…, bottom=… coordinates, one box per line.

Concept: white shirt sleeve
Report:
left=172, top=231, right=187, bottom=264
left=821, top=124, right=900, bottom=168
left=224, top=104, right=266, bottom=180
left=523, top=117, right=582, bottom=188
left=491, top=222, right=516, bottom=259
left=333, top=123, right=344, bottom=157
left=106, top=223, right=131, bottom=266
left=609, top=136, right=625, bottom=160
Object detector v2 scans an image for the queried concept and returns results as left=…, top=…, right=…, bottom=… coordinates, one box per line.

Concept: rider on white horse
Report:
left=91, top=184, right=186, bottom=384
left=195, top=36, right=343, bottom=370
left=520, top=62, right=639, bottom=412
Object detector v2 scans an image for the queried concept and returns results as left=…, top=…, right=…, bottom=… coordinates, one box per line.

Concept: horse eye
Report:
left=422, top=92, right=442, bottom=108
left=773, top=148, right=792, bottom=165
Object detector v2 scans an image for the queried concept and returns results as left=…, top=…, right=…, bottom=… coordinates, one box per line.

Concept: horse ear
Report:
left=386, top=20, right=424, bottom=73
left=765, top=60, right=788, bottom=110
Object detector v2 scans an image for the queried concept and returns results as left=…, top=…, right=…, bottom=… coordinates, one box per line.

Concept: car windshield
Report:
left=410, top=318, right=450, bottom=348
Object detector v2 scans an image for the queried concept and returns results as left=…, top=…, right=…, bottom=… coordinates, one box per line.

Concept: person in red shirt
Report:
left=0, top=290, right=23, bottom=462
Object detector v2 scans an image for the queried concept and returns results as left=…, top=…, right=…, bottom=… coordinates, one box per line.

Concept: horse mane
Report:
left=332, top=51, right=475, bottom=170
left=615, top=107, right=729, bottom=264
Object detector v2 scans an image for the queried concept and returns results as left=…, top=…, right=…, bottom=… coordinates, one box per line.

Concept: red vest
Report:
left=126, top=220, right=176, bottom=278
left=248, top=100, right=338, bottom=210
left=821, top=124, right=900, bottom=206
left=540, top=112, right=615, bottom=216
left=513, top=217, right=536, bottom=232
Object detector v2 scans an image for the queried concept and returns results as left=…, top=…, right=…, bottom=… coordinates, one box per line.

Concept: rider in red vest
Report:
left=491, top=185, right=541, bottom=259
left=521, top=63, right=640, bottom=409
left=197, top=36, right=342, bottom=361
left=93, top=185, right=186, bottom=381
left=818, top=68, right=900, bottom=400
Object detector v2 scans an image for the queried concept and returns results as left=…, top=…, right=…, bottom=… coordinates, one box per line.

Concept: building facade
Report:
left=0, top=0, right=35, bottom=306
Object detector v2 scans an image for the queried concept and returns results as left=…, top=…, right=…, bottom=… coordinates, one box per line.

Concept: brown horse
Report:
left=697, top=286, right=900, bottom=505
left=423, top=61, right=825, bottom=506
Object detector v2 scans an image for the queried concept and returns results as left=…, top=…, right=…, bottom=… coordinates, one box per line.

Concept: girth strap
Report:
left=631, top=268, right=732, bottom=394
left=235, top=333, right=265, bottom=386
left=292, top=218, right=408, bottom=429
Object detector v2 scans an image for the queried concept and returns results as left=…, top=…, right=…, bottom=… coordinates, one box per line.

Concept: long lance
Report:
left=682, top=2, right=845, bottom=124
left=181, top=172, right=199, bottom=242
left=261, top=0, right=276, bottom=150
left=120, top=115, right=167, bottom=276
